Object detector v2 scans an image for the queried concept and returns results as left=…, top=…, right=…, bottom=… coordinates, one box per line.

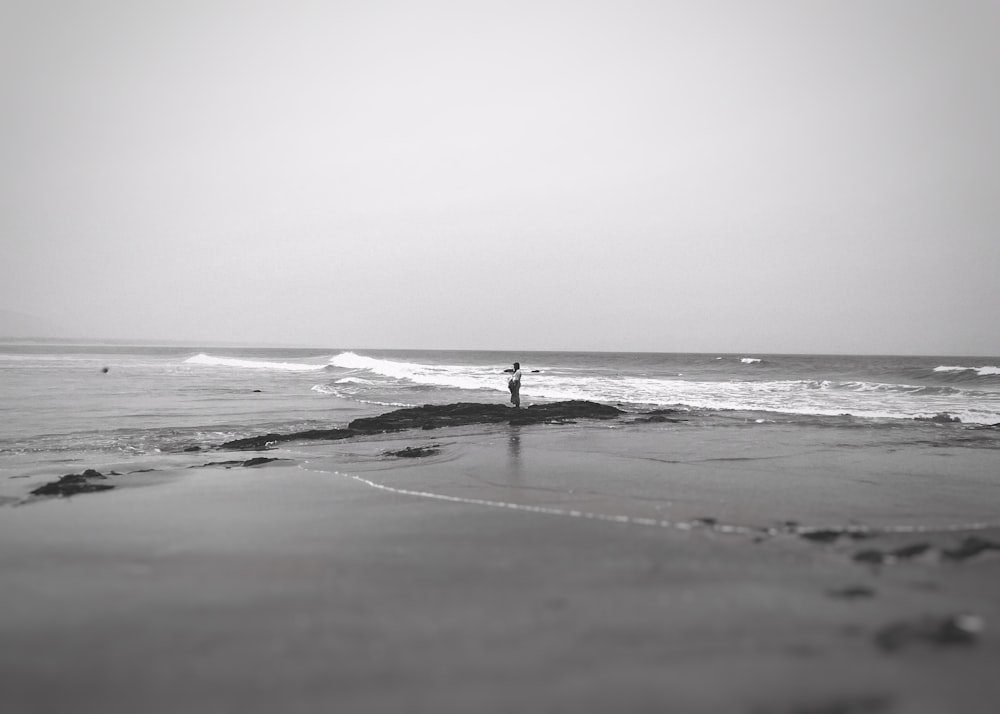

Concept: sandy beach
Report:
left=3, top=416, right=999, bottom=714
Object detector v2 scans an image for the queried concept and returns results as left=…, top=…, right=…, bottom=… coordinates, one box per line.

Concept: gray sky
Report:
left=2, top=1, right=998, bottom=354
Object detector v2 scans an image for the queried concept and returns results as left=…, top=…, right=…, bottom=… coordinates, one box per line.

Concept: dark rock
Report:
left=31, top=470, right=115, bottom=497
left=801, top=530, right=844, bottom=544
left=183, top=445, right=202, bottom=452
left=853, top=542, right=936, bottom=565
left=874, top=614, right=983, bottom=652
left=195, top=458, right=285, bottom=469
left=759, top=693, right=894, bottom=714
left=632, top=408, right=688, bottom=423
left=633, top=414, right=687, bottom=423
left=242, top=457, right=280, bottom=467
left=916, top=412, right=962, bottom=423
left=799, top=529, right=871, bottom=544
left=252, top=389, right=262, bottom=393
left=385, top=445, right=441, bottom=458
left=219, top=401, right=623, bottom=451
left=853, top=549, right=888, bottom=565
left=827, top=586, right=876, bottom=599
left=891, top=543, right=933, bottom=559
left=220, top=428, right=354, bottom=451
left=348, top=400, right=623, bottom=434
left=944, top=536, right=1000, bottom=561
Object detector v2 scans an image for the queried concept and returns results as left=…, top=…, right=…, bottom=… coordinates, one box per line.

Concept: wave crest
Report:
left=328, top=351, right=502, bottom=391
left=310, top=352, right=1000, bottom=425
left=934, top=365, right=1000, bottom=377
left=184, top=353, right=329, bottom=372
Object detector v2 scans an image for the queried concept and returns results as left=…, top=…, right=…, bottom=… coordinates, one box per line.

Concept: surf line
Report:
left=330, top=468, right=1000, bottom=538
left=340, top=471, right=755, bottom=533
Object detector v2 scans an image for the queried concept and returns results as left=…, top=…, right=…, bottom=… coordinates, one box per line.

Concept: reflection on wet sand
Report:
left=506, top=426, right=523, bottom=498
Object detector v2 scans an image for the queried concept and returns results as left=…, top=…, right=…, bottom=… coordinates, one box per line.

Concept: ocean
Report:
left=2, top=343, right=1000, bottom=476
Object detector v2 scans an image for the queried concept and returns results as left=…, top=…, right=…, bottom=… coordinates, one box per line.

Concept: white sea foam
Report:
left=310, top=383, right=412, bottom=407
left=184, top=353, right=328, bottom=372
left=934, top=365, right=1000, bottom=376
left=329, top=352, right=425, bottom=377
left=334, top=376, right=378, bottom=385
left=317, top=352, right=1000, bottom=424
left=329, top=352, right=503, bottom=391
left=740, top=357, right=762, bottom=364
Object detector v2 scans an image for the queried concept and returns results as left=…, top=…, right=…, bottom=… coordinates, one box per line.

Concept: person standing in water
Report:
left=507, top=362, right=522, bottom=408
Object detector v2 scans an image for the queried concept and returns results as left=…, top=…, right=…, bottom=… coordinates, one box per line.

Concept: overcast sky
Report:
left=2, top=1, right=998, bottom=354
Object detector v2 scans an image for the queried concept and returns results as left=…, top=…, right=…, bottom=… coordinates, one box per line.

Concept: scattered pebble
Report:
left=891, top=543, right=933, bottom=559
left=800, top=529, right=870, bottom=544
left=944, top=536, right=1000, bottom=561
left=874, top=614, right=984, bottom=652
left=853, top=537, right=1000, bottom=566
left=826, top=586, right=876, bottom=599
left=853, top=550, right=887, bottom=565
left=854, top=542, right=935, bottom=564
left=801, top=530, right=844, bottom=544
left=753, top=693, right=893, bottom=714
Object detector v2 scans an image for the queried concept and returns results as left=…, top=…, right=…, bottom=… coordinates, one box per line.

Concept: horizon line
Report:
left=0, top=336, right=997, bottom=360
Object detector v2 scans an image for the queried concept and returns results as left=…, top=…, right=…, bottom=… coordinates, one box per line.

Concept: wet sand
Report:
left=2, top=420, right=999, bottom=713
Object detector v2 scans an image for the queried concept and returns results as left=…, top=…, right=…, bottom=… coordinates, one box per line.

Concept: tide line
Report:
left=342, top=471, right=753, bottom=533
left=325, top=467, right=1000, bottom=539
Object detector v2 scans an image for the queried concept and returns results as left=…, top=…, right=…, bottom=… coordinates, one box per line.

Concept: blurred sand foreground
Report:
left=2, top=421, right=999, bottom=713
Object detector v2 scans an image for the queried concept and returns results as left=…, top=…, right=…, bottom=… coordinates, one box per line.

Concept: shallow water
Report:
left=2, top=342, right=998, bottom=483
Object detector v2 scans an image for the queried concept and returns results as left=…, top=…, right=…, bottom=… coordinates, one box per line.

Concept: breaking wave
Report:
left=308, top=353, right=1000, bottom=424
left=328, top=351, right=500, bottom=391
left=184, top=353, right=330, bottom=372
left=933, top=365, right=1000, bottom=377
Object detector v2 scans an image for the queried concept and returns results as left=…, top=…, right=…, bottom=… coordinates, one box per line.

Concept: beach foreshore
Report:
left=2, top=417, right=999, bottom=713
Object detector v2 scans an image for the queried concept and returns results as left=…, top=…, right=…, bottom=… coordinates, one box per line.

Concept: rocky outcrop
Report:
left=349, top=401, right=623, bottom=433
left=31, top=469, right=115, bottom=497
left=917, top=412, right=962, bottom=423
left=220, top=401, right=624, bottom=451
left=220, top=427, right=355, bottom=451
left=193, top=457, right=287, bottom=469
left=384, top=445, right=441, bottom=458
